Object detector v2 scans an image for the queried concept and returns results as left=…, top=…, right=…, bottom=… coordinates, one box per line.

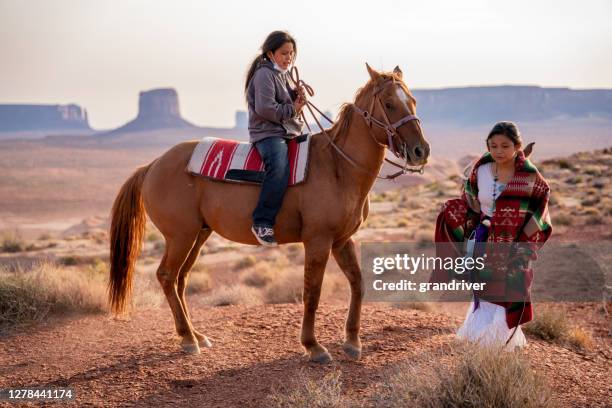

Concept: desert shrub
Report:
left=557, top=159, right=572, bottom=170
left=241, top=263, right=277, bottom=288
left=396, top=218, right=409, bottom=227
left=185, top=271, right=212, bottom=295
left=153, top=241, right=165, bottom=253
left=1, top=231, right=25, bottom=253
left=264, top=268, right=303, bottom=304
left=373, top=345, right=553, bottom=408
left=0, top=263, right=106, bottom=331
left=524, top=307, right=593, bottom=351
left=59, top=256, right=79, bottom=266
left=392, top=302, right=433, bottom=312
left=267, top=370, right=347, bottom=408
left=524, top=307, right=567, bottom=341
left=566, top=176, right=583, bottom=184
left=146, top=231, right=162, bottom=242
left=553, top=213, right=573, bottom=226
left=234, top=255, right=257, bottom=270
left=203, top=284, right=262, bottom=307
left=38, top=233, right=52, bottom=241
left=581, top=197, right=600, bottom=207
left=130, top=271, right=164, bottom=310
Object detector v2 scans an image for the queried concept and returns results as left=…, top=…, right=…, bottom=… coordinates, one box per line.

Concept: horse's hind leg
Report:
left=332, top=238, right=363, bottom=360
left=301, top=238, right=333, bottom=363
left=156, top=232, right=201, bottom=354
left=177, top=227, right=213, bottom=348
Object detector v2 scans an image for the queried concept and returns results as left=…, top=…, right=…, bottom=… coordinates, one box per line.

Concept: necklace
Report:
left=492, top=163, right=499, bottom=214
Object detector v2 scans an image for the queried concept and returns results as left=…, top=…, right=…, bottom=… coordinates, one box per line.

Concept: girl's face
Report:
left=487, top=134, right=520, bottom=165
left=267, top=42, right=295, bottom=71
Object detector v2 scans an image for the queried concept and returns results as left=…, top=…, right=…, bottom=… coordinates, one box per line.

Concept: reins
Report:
left=288, top=67, right=425, bottom=180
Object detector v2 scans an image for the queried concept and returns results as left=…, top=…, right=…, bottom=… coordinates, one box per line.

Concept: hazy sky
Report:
left=1, top=0, right=611, bottom=129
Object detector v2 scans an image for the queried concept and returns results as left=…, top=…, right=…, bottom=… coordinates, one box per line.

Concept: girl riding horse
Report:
left=245, top=31, right=306, bottom=246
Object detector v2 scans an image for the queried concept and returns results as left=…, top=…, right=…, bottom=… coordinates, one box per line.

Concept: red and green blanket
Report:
left=431, top=150, right=553, bottom=328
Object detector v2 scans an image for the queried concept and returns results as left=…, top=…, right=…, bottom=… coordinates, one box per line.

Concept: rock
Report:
left=0, top=104, right=90, bottom=132
left=102, top=88, right=195, bottom=135
left=591, top=178, right=606, bottom=189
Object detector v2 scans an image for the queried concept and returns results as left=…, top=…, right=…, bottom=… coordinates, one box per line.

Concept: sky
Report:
left=0, top=0, right=611, bottom=129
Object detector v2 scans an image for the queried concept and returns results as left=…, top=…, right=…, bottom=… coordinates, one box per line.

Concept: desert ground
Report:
left=0, top=135, right=610, bottom=407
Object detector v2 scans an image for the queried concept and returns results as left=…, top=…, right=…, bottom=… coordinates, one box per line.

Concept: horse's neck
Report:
left=313, top=110, right=385, bottom=198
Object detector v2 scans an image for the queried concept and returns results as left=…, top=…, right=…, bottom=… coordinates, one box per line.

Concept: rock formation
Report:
left=0, top=104, right=90, bottom=132
left=412, top=86, right=612, bottom=124
left=103, top=88, right=195, bottom=135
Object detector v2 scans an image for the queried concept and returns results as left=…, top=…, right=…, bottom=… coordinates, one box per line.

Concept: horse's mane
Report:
left=328, top=71, right=410, bottom=143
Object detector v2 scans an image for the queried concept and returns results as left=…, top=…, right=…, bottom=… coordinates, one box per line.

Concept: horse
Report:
left=108, top=63, right=430, bottom=363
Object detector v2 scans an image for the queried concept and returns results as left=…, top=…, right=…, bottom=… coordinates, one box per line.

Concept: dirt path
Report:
left=0, top=302, right=609, bottom=407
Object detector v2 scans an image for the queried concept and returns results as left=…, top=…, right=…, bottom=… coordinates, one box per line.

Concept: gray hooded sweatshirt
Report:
left=246, top=60, right=304, bottom=143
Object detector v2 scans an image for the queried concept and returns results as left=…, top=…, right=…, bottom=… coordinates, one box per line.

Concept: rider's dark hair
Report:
left=486, top=121, right=522, bottom=148
left=244, top=31, right=297, bottom=95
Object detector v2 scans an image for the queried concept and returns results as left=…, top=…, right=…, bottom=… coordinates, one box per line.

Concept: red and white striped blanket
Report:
left=187, top=135, right=312, bottom=185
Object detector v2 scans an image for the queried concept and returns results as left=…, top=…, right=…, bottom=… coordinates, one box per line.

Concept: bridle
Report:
left=288, top=67, right=426, bottom=180
left=352, top=78, right=421, bottom=161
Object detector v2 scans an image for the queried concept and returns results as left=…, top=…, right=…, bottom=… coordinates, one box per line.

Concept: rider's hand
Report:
left=294, top=95, right=306, bottom=115
left=296, top=85, right=306, bottom=100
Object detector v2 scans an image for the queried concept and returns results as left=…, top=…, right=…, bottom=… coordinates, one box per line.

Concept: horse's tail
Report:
left=108, top=163, right=151, bottom=315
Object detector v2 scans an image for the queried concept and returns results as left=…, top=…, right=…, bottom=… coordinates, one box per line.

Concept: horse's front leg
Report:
left=332, top=238, right=363, bottom=360
left=301, top=239, right=333, bottom=363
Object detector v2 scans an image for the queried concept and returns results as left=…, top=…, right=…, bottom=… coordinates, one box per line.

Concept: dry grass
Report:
left=565, top=326, right=594, bottom=350
left=237, top=254, right=303, bottom=304
left=185, top=271, right=212, bottom=295
left=524, top=306, right=594, bottom=351
left=234, top=255, right=257, bottom=270
left=146, top=231, right=162, bottom=242
left=264, top=267, right=303, bottom=304
left=373, top=345, right=553, bottom=408
left=553, top=212, right=573, bottom=226
left=392, top=301, right=433, bottom=312
left=267, top=369, right=347, bottom=408
left=130, top=271, right=164, bottom=310
left=1, top=231, right=26, bottom=253
left=0, top=262, right=107, bottom=332
left=202, top=284, right=263, bottom=307
left=241, top=263, right=278, bottom=288
left=523, top=307, right=568, bottom=341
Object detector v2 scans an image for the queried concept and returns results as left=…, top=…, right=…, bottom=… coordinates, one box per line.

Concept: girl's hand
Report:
left=294, top=95, right=306, bottom=115
left=296, top=85, right=306, bottom=100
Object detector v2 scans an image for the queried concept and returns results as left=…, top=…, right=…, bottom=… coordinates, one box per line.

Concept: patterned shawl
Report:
left=431, top=150, right=553, bottom=328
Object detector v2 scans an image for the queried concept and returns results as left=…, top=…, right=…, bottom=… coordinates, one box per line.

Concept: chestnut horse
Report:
left=108, top=64, right=430, bottom=363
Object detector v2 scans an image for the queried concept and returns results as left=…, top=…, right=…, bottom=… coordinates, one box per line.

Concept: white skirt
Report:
left=456, top=299, right=527, bottom=351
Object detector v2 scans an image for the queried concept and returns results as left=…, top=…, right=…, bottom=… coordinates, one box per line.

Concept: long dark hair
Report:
left=244, top=31, right=297, bottom=94
left=486, top=121, right=522, bottom=148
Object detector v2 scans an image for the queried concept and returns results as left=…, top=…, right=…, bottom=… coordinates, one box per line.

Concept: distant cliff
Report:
left=103, top=88, right=194, bottom=135
left=0, top=104, right=90, bottom=132
left=412, top=86, right=612, bottom=125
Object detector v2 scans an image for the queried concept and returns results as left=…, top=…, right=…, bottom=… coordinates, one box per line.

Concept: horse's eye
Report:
left=384, top=102, right=393, bottom=109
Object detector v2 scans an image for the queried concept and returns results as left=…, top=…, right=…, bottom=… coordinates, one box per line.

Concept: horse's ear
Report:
left=523, top=142, right=535, bottom=158
left=393, top=65, right=403, bottom=79
left=366, top=63, right=379, bottom=80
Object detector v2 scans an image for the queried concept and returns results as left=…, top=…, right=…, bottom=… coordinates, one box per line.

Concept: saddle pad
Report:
left=187, top=134, right=312, bottom=186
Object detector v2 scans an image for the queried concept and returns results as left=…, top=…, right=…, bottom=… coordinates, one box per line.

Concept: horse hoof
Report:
left=181, top=342, right=201, bottom=355
left=309, top=350, right=333, bottom=364
left=342, top=342, right=362, bottom=360
left=199, top=336, right=213, bottom=348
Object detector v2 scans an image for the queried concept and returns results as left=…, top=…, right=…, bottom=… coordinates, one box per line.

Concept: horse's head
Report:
left=355, top=63, right=430, bottom=167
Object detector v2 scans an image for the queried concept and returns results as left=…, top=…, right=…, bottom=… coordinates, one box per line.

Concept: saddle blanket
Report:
left=187, top=134, right=312, bottom=185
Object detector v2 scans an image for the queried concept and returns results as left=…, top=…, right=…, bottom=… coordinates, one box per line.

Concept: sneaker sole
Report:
left=251, top=226, right=278, bottom=247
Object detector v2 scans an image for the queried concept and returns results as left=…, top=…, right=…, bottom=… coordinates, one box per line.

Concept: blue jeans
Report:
left=252, top=137, right=290, bottom=227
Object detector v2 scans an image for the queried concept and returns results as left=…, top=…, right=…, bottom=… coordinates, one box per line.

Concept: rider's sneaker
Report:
left=251, top=224, right=278, bottom=247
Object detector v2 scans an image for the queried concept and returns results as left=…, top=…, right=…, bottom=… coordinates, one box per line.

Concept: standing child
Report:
left=431, top=122, right=553, bottom=350
left=245, top=30, right=306, bottom=246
